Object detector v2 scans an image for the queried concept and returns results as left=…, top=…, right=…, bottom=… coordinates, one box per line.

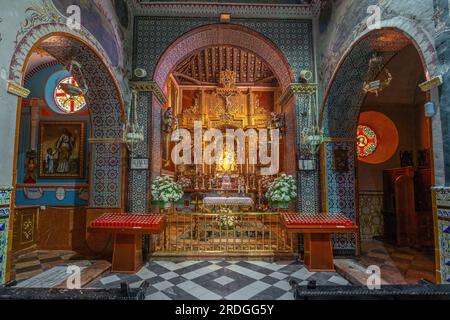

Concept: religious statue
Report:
left=221, top=174, right=232, bottom=191
left=55, top=128, right=76, bottom=174
left=24, top=150, right=37, bottom=183
left=267, top=112, right=285, bottom=133
left=162, top=106, right=178, bottom=167
left=237, top=176, right=246, bottom=194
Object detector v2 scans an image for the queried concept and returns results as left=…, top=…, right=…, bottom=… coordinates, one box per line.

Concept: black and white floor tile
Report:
left=88, top=260, right=350, bottom=300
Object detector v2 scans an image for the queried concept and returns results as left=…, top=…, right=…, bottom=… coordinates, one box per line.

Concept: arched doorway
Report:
left=148, top=24, right=296, bottom=257
left=321, top=28, right=441, bottom=283
left=6, top=33, right=125, bottom=283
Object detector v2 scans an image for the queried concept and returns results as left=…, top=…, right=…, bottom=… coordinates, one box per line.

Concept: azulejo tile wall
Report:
left=434, top=187, right=450, bottom=284
left=359, top=192, right=384, bottom=240
left=0, top=187, right=12, bottom=285
left=133, top=17, right=314, bottom=81
left=323, top=141, right=357, bottom=254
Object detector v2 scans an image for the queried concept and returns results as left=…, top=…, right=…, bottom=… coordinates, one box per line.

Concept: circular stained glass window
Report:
left=53, top=76, right=86, bottom=113
left=356, top=125, right=378, bottom=157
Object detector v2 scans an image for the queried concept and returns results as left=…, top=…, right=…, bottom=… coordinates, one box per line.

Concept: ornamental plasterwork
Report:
left=132, top=1, right=316, bottom=19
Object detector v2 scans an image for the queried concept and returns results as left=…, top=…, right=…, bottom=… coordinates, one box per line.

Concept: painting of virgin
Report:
left=39, top=122, right=85, bottom=178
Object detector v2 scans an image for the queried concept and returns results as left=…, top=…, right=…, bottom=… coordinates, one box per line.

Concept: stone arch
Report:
left=11, top=27, right=125, bottom=208
left=153, top=23, right=295, bottom=93
left=320, top=26, right=442, bottom=254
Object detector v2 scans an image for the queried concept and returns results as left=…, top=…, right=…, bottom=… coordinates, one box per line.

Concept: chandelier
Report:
left=59, top=60, right=89, bottom=96
left=299, top=83, right=323, bottom=156
left=363, top=53, right=393, bottom=96
left=123, top=90, right=144, bottom=152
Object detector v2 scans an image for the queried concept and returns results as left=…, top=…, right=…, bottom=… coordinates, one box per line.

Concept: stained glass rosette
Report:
left=53, top=76, right=86, bottom=113
left=356, top=125, right=378, bottom=157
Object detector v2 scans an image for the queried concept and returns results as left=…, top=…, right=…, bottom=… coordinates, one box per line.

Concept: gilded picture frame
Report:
left=39, top=121, right=85, bottom=179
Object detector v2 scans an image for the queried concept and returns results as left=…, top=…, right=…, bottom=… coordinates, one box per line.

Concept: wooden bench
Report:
left=281, top=213, right=358, bottom=272
left=88, top=213, right=166, bottom=273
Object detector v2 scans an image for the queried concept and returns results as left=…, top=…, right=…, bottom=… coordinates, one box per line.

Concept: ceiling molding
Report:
left=132, top=1, right=316, bottom=19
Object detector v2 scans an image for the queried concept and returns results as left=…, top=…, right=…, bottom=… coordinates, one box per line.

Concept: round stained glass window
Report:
left=356, top=125, right=378, bottom=157
left=53, top=76, right=86, bottom=113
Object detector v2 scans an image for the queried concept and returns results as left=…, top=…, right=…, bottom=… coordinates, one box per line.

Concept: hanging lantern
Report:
left=60, top=60, right=89, bottom=96
left=299, top=83, right=323, bottom=156
left=123, top=90, right=144, bottom=152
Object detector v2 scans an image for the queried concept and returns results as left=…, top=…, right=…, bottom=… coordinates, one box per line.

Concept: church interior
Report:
left=0, top=0, right=449, bottom=301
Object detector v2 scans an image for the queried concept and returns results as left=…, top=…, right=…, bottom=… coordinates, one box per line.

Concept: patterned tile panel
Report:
left=133, top=17, right=314, bottom=82
left=128, top=92, right=151, bottom=214
left=323, top=141, right=357, bottom=253
left=359, top=192, right=383, bottom=240
left=438, top=220, right=450, bottom=284
left=0, top=208, right=10, bottom=285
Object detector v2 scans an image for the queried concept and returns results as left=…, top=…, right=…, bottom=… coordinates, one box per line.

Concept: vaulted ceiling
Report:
left=173, top=46, right=278, bottom=86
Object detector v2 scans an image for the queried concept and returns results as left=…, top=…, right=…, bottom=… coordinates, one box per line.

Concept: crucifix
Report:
left=215, top=70, right=240, bottom=115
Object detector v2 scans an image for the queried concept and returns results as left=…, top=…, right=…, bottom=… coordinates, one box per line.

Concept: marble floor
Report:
left=11, top=250, right=79, bottom=283
left=346, top=240, right=436, bottom=284
left=87, top=260, right=350, bottom=300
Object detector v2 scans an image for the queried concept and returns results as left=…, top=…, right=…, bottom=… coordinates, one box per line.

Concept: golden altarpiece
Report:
left=153, top=49, right=295, bottom=257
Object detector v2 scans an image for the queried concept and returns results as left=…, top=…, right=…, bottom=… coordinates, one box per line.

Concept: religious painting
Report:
left=39, top=121, right=85, bottom=178
left=333, top=147, right=349, bottom=172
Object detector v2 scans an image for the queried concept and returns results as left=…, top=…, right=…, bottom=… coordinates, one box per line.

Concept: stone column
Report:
left=127, top=81, right=167, bottom=214
left=432, top=0, right=450, bottom=284
left=279, top=83, right=321, bottom=214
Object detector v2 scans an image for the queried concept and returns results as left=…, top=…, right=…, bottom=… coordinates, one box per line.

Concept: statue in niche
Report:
left=162, top=106, right=178, bottom=167
left=24, top=150, right=38, bottom=183
left=267, top=112, right=285, bottom=133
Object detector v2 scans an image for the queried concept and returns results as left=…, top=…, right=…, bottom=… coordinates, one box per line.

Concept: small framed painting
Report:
left=39, top=121, right=85, bottom=178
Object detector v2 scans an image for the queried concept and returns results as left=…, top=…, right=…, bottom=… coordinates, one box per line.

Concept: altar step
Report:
left=150, top=251, right=297, bottom=262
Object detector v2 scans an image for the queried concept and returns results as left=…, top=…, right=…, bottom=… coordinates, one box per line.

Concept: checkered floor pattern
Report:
left=12, top=250, right=78, bottom=283
left=88, top=260, right=351, bottom=300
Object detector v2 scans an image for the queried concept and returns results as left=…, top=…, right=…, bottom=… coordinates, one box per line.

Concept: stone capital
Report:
left=129, top=81, right=167, bottom=104
left=279, top=83, right=318, bottom=107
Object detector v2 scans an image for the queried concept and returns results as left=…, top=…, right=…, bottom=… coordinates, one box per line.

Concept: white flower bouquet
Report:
left=215, top=208, right=237, bottom=229
left=265, top=173, right=297, bottom=208
left=151, top=176, right=184, bottom=207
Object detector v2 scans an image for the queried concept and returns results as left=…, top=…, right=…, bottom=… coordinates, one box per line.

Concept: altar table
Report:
left=203, top=196, right=254, bottom=206
left=281, top=213, right=358, bottom=272
left=88, top=213, right=166, bottom=273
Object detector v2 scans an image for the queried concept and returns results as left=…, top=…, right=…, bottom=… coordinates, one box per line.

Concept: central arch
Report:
left=153, top=24, right=295, bottom=94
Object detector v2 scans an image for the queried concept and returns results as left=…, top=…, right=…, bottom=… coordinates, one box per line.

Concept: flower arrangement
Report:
left=265, top=173, right=297, bottom=208
left=215, top=208, right=237, bottom=229
left=151, top=176, right=184, bottom=206
left=177, top=176, right=192, bottom=189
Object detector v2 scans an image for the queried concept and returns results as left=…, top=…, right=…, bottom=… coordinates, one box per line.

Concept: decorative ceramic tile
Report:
left=359, top=193, right=384, bottom=240
left=0, top=188, right=12, bottom=206
left=439, top=220, right=450, bottom=284
left=324, top=141, right=357, bottom=252
left=0, top=210, right=10, bottom=285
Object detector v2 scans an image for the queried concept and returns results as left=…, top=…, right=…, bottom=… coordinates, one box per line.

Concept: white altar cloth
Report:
left=203, top=197, right=254, bottom=206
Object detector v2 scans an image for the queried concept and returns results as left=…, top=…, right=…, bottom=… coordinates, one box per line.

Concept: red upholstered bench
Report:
left=89, top=213, right=166, bottom=273
left=90, top=213, right=165, bottom=230
left=281, top=213, right=358, bottom=272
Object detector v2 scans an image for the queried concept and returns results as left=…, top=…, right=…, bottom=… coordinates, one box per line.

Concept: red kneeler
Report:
left=281, top=213, right=358, bottom=272
left=88, top=213, right=166, bottom=273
